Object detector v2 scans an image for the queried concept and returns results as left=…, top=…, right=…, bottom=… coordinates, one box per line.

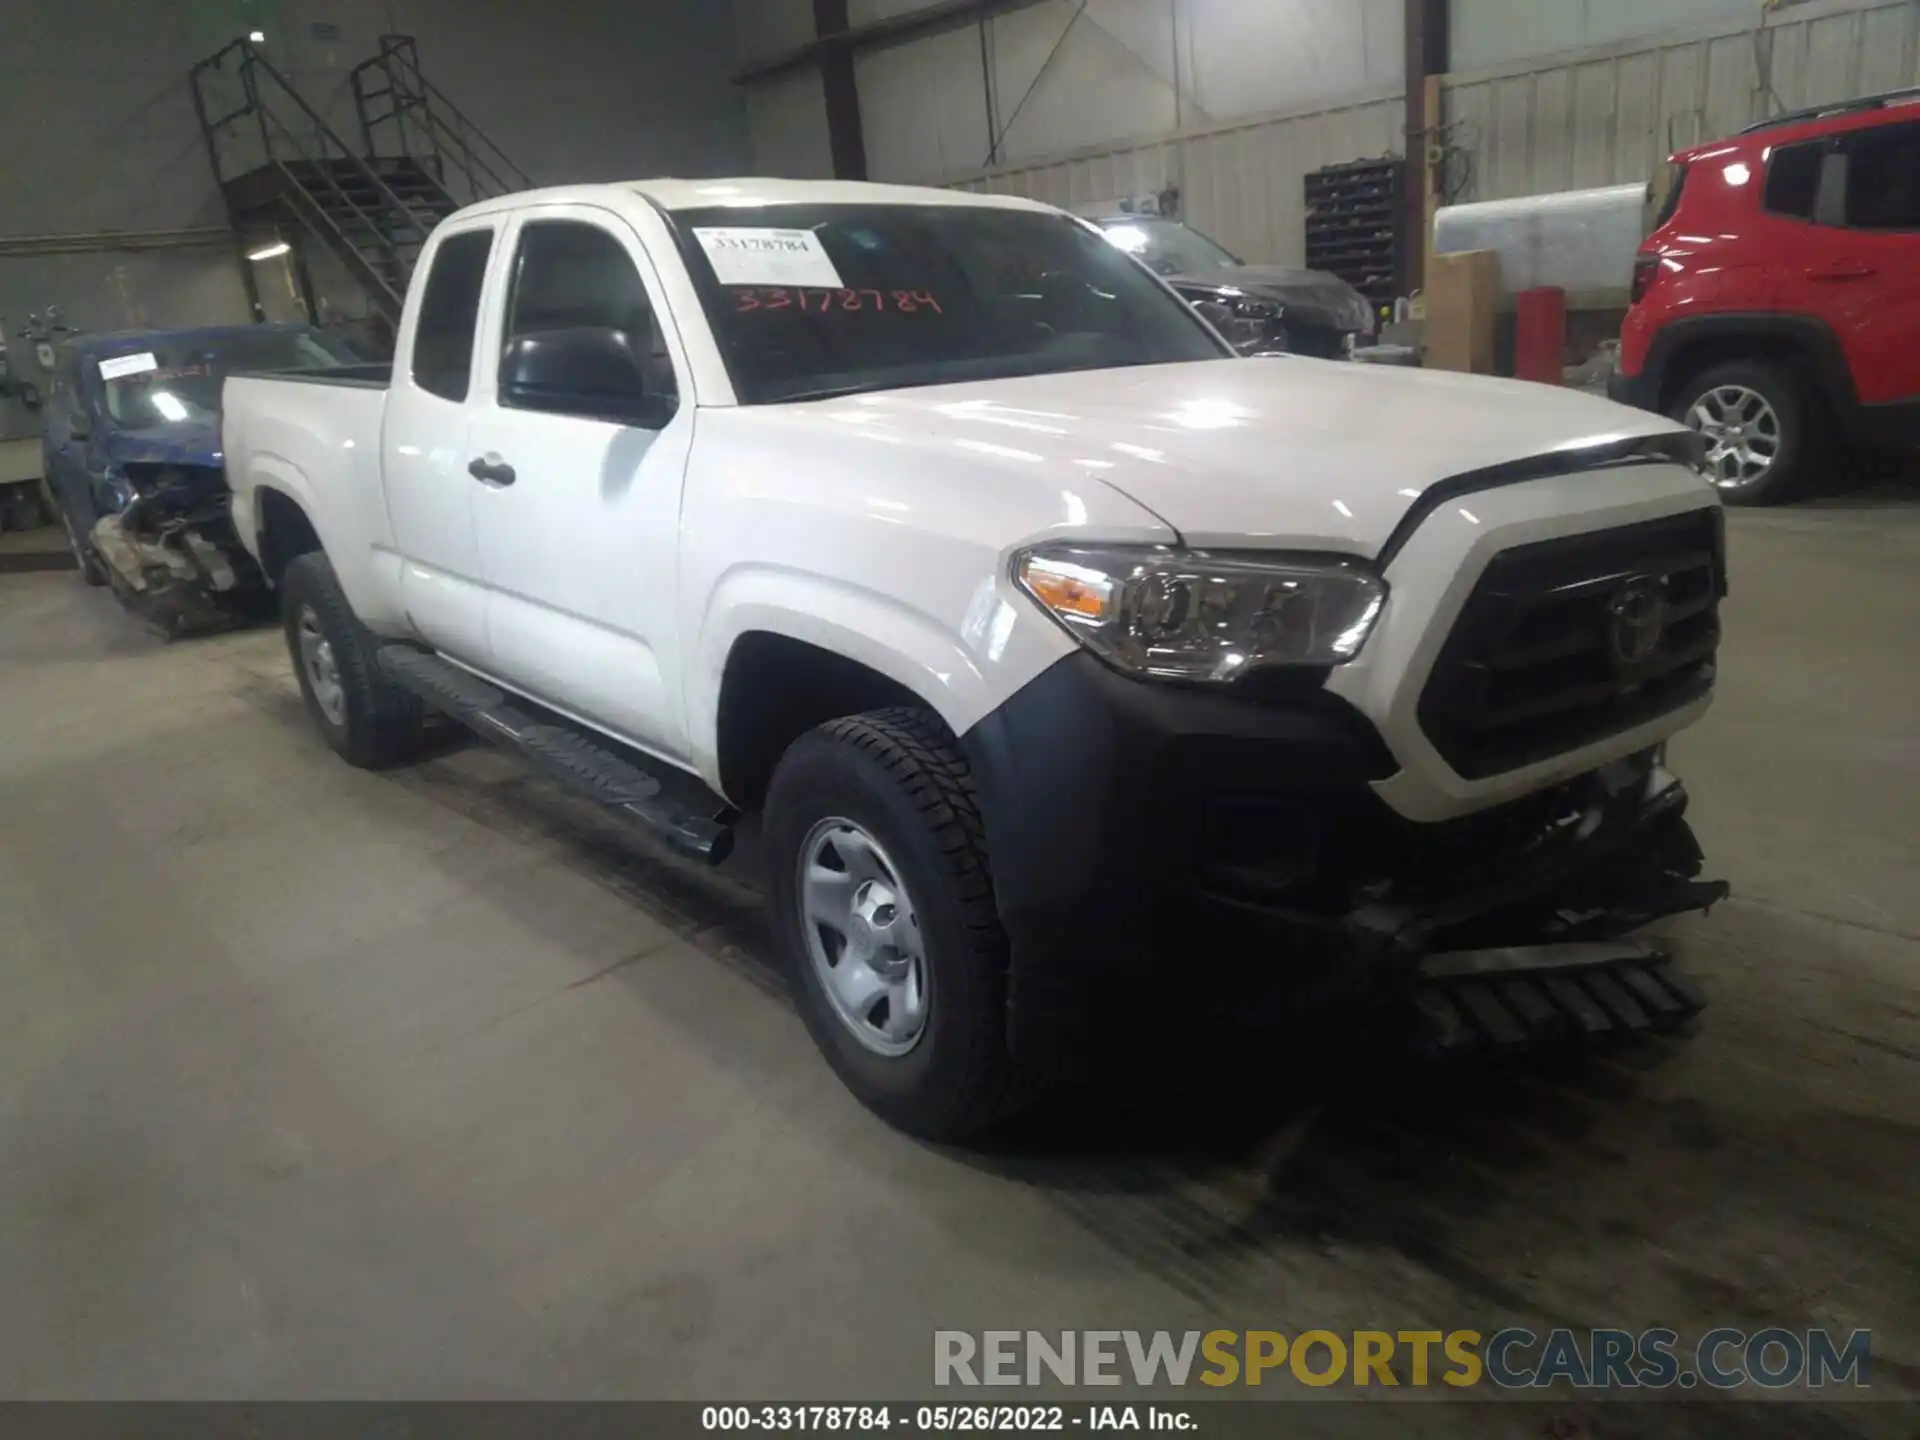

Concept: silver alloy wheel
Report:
left=797, top=817, right=929, bottom=1057
left=296, top=605, right=347, bottom=727
left=1686, top=384, right=1782, bottom=491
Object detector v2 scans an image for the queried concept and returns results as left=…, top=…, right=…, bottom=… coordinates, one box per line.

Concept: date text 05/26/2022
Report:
left=702, top=1405, right=1193, bottom=1432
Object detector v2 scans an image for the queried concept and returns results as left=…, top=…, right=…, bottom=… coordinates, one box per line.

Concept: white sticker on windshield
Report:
left=693, top=227, right=844, bottom=290
left=98, top=351, right=158, bottom=381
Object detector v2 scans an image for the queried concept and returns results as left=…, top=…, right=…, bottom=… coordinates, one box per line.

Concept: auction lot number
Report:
left=702, top=1406, right=1071, bottom=1431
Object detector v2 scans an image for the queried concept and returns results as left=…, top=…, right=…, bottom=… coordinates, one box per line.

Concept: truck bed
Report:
left=222, top=370, right=395, bottom=622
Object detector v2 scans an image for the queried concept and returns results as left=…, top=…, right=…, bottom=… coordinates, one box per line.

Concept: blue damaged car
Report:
left=42, top=324, right=360, bottom=632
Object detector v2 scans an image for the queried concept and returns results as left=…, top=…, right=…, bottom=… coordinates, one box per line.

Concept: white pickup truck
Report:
left=224, top=178, right=1727, bottom=1138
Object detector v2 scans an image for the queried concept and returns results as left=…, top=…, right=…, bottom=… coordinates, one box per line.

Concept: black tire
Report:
left=1668, top=359, right=1828, bottom=506
left=279, top=551, right=424, bottom=769
left=765, top=707, right=1029, bottom=1141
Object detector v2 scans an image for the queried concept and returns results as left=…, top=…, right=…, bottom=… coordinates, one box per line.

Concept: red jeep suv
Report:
left=1612, top=89, right=1920, bottom=504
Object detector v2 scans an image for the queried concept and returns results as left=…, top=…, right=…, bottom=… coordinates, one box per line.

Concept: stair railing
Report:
left=350, top=35, right=530, bottom=207
left=190, top=38, right=455, bottom=321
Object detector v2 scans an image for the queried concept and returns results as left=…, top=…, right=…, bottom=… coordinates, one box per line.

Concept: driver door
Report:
left=463, top=204, right=695, bottom=761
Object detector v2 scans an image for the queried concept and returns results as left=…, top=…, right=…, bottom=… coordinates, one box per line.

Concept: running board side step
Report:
left=377, top=647, right=734, bottom=865
left=1405, top=941, right=1703, bottom=1057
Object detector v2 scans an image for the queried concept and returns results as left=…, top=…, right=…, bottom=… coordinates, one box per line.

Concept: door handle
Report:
left=468, top=455, right=516, bottom=486
left=1810, top=262, right=1877, bottom=281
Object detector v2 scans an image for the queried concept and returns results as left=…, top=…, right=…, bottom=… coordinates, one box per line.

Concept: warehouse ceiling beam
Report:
left=814, top=0, right=869, bottom=180
left=734, top=0, right=1053, bottom=85
left=1403, top=0, right=1449, bottom=296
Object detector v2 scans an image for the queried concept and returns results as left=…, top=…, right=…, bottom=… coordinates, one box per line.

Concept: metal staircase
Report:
left=189, top=36, right=525, bottom=336
left=350, top=36, right=531, bottom=210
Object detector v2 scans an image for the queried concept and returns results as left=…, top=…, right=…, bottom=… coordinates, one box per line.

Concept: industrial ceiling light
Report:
left=248, top=30, right=266, bottom=42
left=247, top=241, right=291, bottom=261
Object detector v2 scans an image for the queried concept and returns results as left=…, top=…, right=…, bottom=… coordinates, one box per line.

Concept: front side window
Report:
left=500, top=220, right=675, bottom=420
left=412, top=228, right=495, bottom=401
left=1842, top=121, right=1920, bottom=230
left=673, top=203, right=1230, bottom=406
left=1763, top=141, right=1825, bottom=220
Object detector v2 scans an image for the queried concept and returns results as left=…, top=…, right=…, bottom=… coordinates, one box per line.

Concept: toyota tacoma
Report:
left=222, top=179, right=1728, bottom=1139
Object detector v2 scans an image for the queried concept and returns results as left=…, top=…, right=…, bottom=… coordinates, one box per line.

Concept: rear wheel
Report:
left=279, top=551, right=424, bottom=768
left=765, top=707, right=1029, bottom=1141
left=1670, top=360, right=1827, bottom=505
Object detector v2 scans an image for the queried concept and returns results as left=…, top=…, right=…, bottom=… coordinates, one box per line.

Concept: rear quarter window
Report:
left=1651, top=164, right=1690, bottom=230
left=1764, top=140, right=1827, bottom=219
left=412, top=229, right=495, bottom=402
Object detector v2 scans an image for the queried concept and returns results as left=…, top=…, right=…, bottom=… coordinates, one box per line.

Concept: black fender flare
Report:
left=1641, top=311, right=1859, bottom=418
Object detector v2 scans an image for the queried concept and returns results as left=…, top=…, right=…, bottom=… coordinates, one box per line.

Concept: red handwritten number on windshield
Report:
left=732, top=287, right=942, bottom=313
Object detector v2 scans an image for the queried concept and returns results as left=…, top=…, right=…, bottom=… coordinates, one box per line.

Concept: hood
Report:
left=1169, top=265, right=1374, bottom=333
left=100, top=420, right=223, bottom=470
left=766, top=359, right=1688, bottom=555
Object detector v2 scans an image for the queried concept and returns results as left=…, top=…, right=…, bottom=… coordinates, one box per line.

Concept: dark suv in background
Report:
left=1612, top=90, right=1920, bottom=504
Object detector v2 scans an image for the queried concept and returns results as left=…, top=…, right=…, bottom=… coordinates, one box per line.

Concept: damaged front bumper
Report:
left=960, top=653, right=1725, bottom=1075
left=90, top=465, right=266, bottom=635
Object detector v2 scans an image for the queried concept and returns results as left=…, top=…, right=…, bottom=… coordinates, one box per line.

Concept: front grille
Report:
left=1418, top=508, right=1724, bottom=779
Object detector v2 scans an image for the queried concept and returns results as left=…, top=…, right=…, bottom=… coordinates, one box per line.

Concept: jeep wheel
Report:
left=1671, top=360, right=1826, bottom=506
left=279, top=552, right=425, bottom=768
left=765, top=707, right=1028, bottom=1141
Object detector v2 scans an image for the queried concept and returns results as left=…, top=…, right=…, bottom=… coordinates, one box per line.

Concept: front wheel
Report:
left=765, top=708, right=1029, bottom=1141
left=1670, top=360, right=1827, bottom=506
left=279, top=551, right=424, bottom=769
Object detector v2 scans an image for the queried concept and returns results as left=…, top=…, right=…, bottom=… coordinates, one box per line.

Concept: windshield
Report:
left=95, top=328, right=357, bottom=429
left=673, top=203, right=1231, bottom=406
left=1096, top=217, right=1242, bottom=277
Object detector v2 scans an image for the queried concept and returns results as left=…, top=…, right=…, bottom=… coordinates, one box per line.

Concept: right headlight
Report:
left=1014, top=544, right=1386, bottom=683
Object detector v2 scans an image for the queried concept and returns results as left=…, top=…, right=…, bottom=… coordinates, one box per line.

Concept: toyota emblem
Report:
left=1607, top=576, right=1667, bottom=669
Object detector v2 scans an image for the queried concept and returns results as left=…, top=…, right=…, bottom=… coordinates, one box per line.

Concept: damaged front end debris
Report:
left=91, top=464, right=267, bottom=636
left=1349, top=750, right=1729, bottom=1055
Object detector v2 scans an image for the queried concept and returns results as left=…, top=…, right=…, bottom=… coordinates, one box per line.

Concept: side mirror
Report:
left=500, top=326, right=673, bottom=427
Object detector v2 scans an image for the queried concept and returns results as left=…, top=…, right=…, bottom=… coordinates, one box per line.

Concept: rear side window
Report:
left=1842, top=121, right=1920, bottom=229
left=412, top=229, right=495, bottom=401
left=1652, top=164, right=1689, bottom=230
left=1764, top=141, right=1825, bottom=219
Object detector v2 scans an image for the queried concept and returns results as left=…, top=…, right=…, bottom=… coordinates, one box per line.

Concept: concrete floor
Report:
left=2, top=495, right=1916, bottom=1433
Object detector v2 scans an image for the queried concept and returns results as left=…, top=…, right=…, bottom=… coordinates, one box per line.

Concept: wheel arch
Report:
left=689, top=565, right=1074, bottom=808
left=1648, top=313, right=1857, bottom=419
left=254, top=484, right=324, bottom=586
left=713, top=630, right=948, bottom=812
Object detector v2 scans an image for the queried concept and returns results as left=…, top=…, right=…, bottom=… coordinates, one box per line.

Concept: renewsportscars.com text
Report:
left=933, top=1328, right=1872, bottom=1391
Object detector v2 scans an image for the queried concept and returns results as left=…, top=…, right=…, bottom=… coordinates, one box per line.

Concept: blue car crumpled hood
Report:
left=101, top=421, right=223, bottom=470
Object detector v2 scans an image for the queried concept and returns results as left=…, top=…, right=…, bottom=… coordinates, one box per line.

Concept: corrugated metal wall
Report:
left=957, top=91, right=1404, bottom=268
left=838, top=0, right=1400, bottom=183
left=1445, top=0, right=1920, bottom=202
left=1451, top=0, right=1767, bottom=75
left=939, top=0, right=1917, bottom=266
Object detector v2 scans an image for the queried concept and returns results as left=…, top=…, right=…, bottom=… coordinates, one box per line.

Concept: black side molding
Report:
left=377, top=647, right=734, bottom=864
left=1375, top=432, right=1703, bottom=568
